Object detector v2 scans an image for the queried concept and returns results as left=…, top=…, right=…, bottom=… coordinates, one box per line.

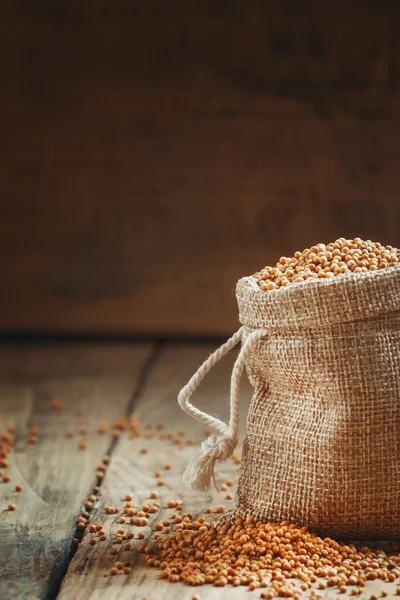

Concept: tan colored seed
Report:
left=255, top=238, right=400, bottom=290
left=7, top=503, right=16, bottom=511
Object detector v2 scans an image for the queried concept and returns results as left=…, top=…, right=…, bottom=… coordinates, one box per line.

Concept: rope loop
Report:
left=178, top=326, right=268, bottom=491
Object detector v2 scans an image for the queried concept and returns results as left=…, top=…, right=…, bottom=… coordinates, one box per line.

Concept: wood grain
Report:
left=2, top=2, right=400, bottom=336
left=57, top=343, right=397, bottom=599
left=0, top=343, right=151, bottom=599
left=58, top=344, right=253, bottom=599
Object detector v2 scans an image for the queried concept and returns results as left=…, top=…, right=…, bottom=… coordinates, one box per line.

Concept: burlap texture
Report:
left=228, top=270, right=400, bottom=539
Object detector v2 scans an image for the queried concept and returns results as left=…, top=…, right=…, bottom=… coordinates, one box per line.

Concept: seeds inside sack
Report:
left=179, top=235, right=400, bottom=540
left=253, top=238, right=400, bottom=290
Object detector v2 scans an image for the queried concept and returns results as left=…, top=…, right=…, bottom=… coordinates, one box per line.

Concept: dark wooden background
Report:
left=1, top=0, right=400, bottom=338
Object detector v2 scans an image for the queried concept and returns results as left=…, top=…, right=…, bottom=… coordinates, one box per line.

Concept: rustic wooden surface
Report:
left=2, top=1, right=400, bottom=337
left=58, top=344, right=251, bottom=600
left=0, top=341, right=398, bottom=599
left=0, top=343, right=151, bottom=599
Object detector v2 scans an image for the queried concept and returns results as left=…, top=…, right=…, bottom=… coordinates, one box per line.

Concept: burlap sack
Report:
left=179, top=268, right=400, bottom=540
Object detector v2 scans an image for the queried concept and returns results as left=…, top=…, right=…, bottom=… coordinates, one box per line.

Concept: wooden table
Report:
left=0, top=342, right=395, bottom=599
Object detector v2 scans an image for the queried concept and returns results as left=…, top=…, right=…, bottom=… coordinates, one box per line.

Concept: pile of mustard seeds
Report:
left=254, top=238, right=400, bottom=290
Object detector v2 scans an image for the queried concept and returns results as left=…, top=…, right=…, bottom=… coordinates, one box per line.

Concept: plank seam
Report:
left=44, top=342, right=162, bottom=600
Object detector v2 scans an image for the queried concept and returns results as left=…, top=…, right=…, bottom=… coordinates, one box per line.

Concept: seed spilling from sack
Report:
left=145, top=515, right=400, bottom=593
left=254, top=238, right=400, bottom=290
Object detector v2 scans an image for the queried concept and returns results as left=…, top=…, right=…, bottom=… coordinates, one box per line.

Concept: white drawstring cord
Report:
left=178, top=327, right=268, bottom=491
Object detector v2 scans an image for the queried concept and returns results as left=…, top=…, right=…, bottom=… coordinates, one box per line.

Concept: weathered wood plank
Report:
left=58, top=343, right=254, bottom=599
left=0, top=343, right=152, bottom=600
left=58, top=344, right=397, bottom=599
left=2, top=2, right=400, bottom=337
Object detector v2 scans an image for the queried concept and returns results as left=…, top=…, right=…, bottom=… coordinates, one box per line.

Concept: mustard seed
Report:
left=255, top=238, right=400, bottom=290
